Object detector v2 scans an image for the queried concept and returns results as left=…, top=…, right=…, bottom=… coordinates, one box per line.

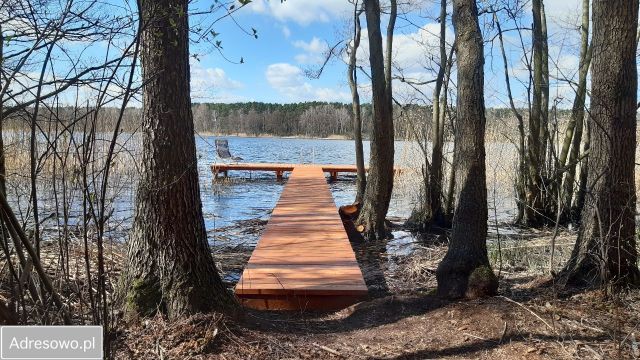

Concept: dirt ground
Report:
left=113, top=227, right=640, bottom=360
left=114, top=287, right=640, bottom=359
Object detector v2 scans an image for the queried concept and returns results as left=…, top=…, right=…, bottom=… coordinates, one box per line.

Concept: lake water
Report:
left=6, top=133, right=519, bottom=252
left=197, top=136, right=418, bottom=248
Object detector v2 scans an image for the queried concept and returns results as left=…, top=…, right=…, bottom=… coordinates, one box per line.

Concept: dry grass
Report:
left=110, top=229, right=640, bottom=359
left=0, top=238, right=125, bottom=325
left=3, top=130, right=142, bottom=181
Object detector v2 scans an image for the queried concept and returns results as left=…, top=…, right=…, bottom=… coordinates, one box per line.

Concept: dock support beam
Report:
left=213, top=170, right=228, bottom=179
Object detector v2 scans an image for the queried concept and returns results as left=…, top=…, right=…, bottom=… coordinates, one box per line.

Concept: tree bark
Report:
left=429, top=0, right=448, bottom=225
left=539, top=3, right=550, bottom=174
left=0, top=23, right=5, bottom=196
left=559, top=0, right=591, bottom=222
left=523, top=0, right=550, bottom=227
left=574, top=119, right=590, bottom=213
left=436, top=0, right=497, bottom=299
left=560, top=0, right=640, bottom=288
left=348, top=2, right=366, bottom=203
left=120, top=0, right=236, bottom=319
left=384, top=0, right=396, bottom=99
left=356, top=0, right=396, bottom=240
left=442, top=46, right=456, bottom=220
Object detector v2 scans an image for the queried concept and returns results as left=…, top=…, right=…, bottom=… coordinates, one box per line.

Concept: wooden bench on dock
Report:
left=234, top=165, right=368, bottom=310
left=211, top=163, right=369, bottom=181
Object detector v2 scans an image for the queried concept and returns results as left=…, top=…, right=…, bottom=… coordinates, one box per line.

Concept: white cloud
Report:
left=518, top=0, right=582, bottom=26
left=293, top=37, right=329, bottom=64
left=314, top=87, right=351, bottom=102
left=190, top=62, right=244, bottom=101
left=353, top=22, right=453, bottom=75
left=282, top=25, right=291, bottom=38
left=246, top=0, right=351, bottom=26
left=346, top=21, right=452, bottom=103
left=265, top=63, right=350, bottom=102
left=541, top=0, right=583, bottom=23
left=293, top=37, right=326, bottom=53
left=191, top=65, right=243, bottom=90
left=265, top=63, right=303, bottom=89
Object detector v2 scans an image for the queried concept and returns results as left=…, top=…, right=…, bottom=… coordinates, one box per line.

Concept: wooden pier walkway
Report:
left=234, top=165, right=368, bottom=310
left=212, top=163, right=368, bottom=181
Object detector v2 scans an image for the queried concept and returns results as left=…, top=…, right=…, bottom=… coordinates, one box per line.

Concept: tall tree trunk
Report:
left=348, top=2, right=366, bottom=203
left=560, top=0, right=640, bottom=288
left=384, top=0, right=396, bottom=99
left=539, top=3, right=550, bottom=177
left=559, top=0, right=591, bottom=222
left=429, top=0, right=447, bottom=225
left=0, top=26, right=10, bottom=325
left=494, top=10, right=527, bottom=225
left=356, top=0, right=396, bottom=240
left=0, top=23, right=4, bottom=196
left=441, top=48, right=455, bottom=222
left=436, top=0, right=497, bottom=299
left=523, top=0, right=549, bottom=227
left=574, top=119, right=590, bottom=213
left=120, top=0, right=236, bottom=319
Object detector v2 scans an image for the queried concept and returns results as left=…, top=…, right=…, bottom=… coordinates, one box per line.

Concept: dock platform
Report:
left=234, top=165, right=368, bottom=310
left=211, top=163, right=367, bottom=181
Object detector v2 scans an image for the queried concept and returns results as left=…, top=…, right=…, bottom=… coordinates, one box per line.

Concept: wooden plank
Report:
left=211, top=162, right=403, bottom=179
left=234, top=165, right=368, bottom=310
left=211, top=163, right=362, bottom=173
left=238, top=295, right=364, bottom=311
left=236, top=266, right=368, bottom=295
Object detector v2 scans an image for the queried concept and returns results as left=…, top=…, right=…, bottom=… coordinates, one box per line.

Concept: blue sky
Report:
left=189, top=0, right=361, bottom=103
left=187, top=0, right=587, bottom=107
left=3, top=0, right=589, bottom=108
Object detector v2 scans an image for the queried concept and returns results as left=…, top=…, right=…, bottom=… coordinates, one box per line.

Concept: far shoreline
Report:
left=196, top=132, right=357, bottom=141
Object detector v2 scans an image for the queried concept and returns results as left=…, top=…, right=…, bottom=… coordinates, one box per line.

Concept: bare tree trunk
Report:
left=356, top=0, right=396, bottom=240
left=429, top=0, right=447, bottom=225
left=559, top=0, right=591, bottom=222
left=0, top=23, right=5, bottom=196
left=494, top=10, right=527, bottom=225
left=348, top=2, right=366, bottom=203
left=120, top=0, right=236, bottom=319
left=436, top=0, right=497, bottom=299
left=384, top=0, right=396, bottom=99
left=523, top=0, right=550, bottom=227
left=0, top=28, right=7, bottom=319
left=574, top=119, right=590, bottom=213
left=560, top=0, right=640, bottom=288
left=30, top=35, right=59, bottom=259
left=441, top=49, right=455, bottom=222
left=539, top=3, right=550, bottom=175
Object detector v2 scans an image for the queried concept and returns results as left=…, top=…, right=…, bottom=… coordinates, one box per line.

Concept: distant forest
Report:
left=193, top=102, right=570, bottom=139
left=5, top=102, right=573, bottom=140
left=192, top=102, right=573, bottom=140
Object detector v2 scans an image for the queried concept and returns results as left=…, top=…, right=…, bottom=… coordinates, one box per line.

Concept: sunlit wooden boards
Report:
left=211, top=162, right=371, bottom=180
left=211, top=162, right=404, bottom=181
left=234, top=165, right=368, bottom=310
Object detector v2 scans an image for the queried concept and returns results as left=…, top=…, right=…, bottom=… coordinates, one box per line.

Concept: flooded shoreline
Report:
left=5, top=135, right=530, bottom=284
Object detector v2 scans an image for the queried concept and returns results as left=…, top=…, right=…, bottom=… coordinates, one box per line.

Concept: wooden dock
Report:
left=211, top=163, right=369, bottom=181
left=234, top=165, right=368, bottom=310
